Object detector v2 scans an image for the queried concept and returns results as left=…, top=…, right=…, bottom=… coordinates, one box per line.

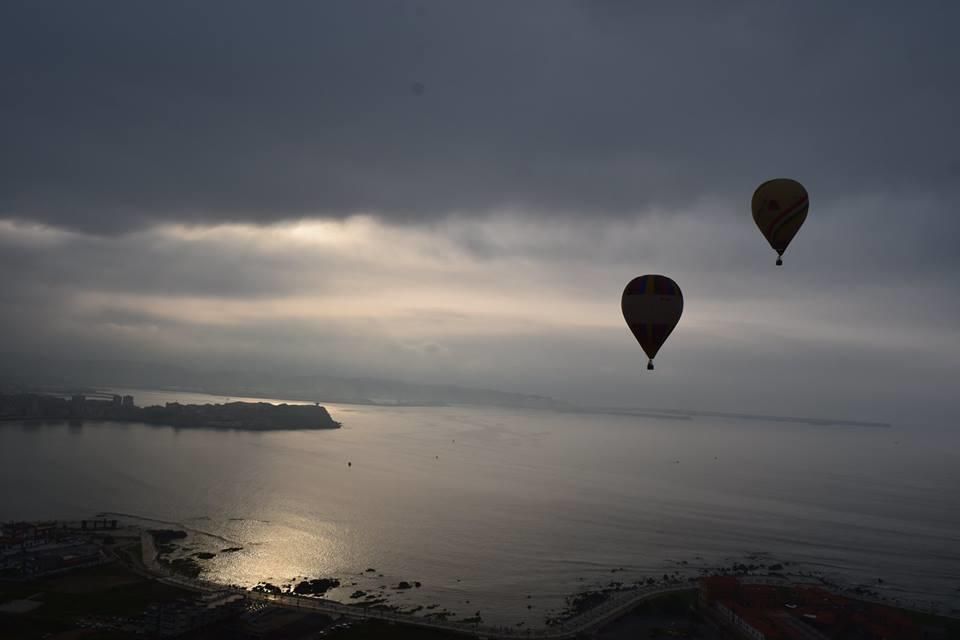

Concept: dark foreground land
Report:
left=0, top=556, right=464, bottom=640
left=0, top=392, right=340, bottom=430
left=1, top=560, right=187, bottom=639
left=596, top=591, right=726, bottom=640
left=4, top=559, right=958, bottom=639
left=3, top=521, right=958, bottom=639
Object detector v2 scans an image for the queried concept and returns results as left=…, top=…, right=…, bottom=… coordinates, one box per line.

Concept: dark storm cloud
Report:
left=2, top=1, right=958, bottom=231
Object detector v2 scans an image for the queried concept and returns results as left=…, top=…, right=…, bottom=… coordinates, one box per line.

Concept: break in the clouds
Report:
left=1, top=3, right=958, bottom=422
left=2, top=1, right=959, bottom=229
left=2, top=199, right=958, bottom=423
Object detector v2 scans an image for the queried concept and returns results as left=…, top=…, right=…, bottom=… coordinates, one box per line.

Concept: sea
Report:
left=2, top=388, right=958, bottom=625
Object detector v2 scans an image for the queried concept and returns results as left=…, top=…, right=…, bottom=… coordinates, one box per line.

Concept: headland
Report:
left=0, top=392, right=340, bottom=431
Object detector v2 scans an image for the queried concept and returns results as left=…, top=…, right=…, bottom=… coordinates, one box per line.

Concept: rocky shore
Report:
left=140, top=528, right=959, bottom=627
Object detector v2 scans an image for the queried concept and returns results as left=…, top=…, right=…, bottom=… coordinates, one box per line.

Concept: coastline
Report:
left=129, top=522, right=960, bottom=625
left=0, top=392, right=341, bottom=431
left=4, top=517, right=957, bottom=639
left=4, top=402, right=957, bottom=632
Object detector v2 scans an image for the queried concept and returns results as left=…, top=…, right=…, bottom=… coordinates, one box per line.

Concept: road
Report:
left=125, top=530, right=960, bottom=638
left=133, top=532, right=695, bottom=639
left=240, top=583, right=696, bottom=639
left=147, top=565, right=695, bottom=638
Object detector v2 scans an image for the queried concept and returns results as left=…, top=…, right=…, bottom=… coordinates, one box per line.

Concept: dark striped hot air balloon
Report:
left=751, top=178, right=809, bottom=266
left=621, top=275, right=684, bottom=370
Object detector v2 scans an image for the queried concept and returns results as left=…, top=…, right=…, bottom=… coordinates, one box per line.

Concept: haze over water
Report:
left=2, top=389, right=958, bottom=625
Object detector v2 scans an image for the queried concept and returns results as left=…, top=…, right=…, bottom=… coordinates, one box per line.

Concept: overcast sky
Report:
left=2, top=2, right=958, bottom=422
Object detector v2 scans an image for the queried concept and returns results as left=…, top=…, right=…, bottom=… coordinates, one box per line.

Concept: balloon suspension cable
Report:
left=776, top=255, right=783, bottom=266
left=647, top=359, right=654, bottom=371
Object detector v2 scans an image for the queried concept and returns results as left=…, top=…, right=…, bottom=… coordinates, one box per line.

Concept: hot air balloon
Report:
left=752, top=178, right=809, bottom=265
left=621, top=275, right=684, bottom=370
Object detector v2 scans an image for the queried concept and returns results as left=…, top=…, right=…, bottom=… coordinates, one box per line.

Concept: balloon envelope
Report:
left=751, top=178, right=809, bottom=260
left=621, top=275, right=683, bottom=366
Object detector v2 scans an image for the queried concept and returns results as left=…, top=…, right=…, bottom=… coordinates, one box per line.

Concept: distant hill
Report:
left=0, top=355, right=563, bottom=410
left=587, top=406, right=890, bottom=428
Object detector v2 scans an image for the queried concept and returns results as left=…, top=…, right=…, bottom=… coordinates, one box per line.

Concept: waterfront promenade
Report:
left=136, top=530, right=959, bottom=638
left=243, top=583, right=695, bottom=639
left=140, top=531, right=694, bottom=638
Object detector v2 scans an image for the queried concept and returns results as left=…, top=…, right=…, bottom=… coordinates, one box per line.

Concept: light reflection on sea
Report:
left=1, top=388, right=958, bottom=624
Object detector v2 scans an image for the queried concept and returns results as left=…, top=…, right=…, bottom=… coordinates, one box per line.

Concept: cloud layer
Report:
left=2, top=2, right=958, bottom=230
left=2, top=3, right=958, bottom=422
left=2, top=204, right=957, bottom=422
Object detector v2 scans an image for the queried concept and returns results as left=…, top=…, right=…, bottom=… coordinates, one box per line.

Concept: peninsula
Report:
left=0, top=393, right=341, bottom=430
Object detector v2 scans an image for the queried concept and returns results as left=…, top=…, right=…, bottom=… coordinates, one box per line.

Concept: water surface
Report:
left=2, top=389, right=958, bottom=623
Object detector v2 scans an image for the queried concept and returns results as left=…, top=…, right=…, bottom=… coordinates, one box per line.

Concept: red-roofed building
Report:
left=718, top=599, right=783, bottom=639
left=699, top=575, right=740, bottom=604
left=698, top=576, right=919, bottom=640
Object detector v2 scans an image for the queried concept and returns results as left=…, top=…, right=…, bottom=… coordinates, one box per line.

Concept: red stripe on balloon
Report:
left=765, top=197, right=808, bottom=238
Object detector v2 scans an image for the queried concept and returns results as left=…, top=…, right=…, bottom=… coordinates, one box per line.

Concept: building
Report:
left=713, top=599, right=784, bottom=640
left=0, top=521, right=61, bottom=550
left=9, top=542, right=105, bottom=577
left=698, top=576, right=919, bottom=640
left=144, top=592, right=245, bottom=637
left=70, top=394, right=86, bottom=417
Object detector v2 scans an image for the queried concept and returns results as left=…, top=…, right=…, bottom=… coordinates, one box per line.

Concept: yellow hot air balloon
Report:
left=621, top=275, right=684, bottom=370
left=752, top=178, right=809, bottom=266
